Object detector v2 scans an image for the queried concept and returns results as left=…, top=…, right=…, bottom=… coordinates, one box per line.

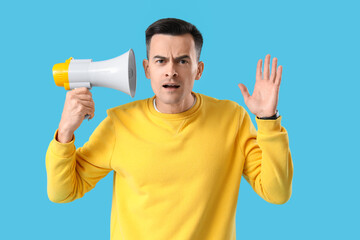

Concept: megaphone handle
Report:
left=84, top=87, right=91, bottom=120
left=73, top=86, right=92, bottom=120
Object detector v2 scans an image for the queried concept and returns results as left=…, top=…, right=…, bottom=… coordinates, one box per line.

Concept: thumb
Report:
left=238, top=83, right=250, bottom=101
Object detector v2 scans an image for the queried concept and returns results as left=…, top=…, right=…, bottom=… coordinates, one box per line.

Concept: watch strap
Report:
left=256, top=110, right=280, bottom=120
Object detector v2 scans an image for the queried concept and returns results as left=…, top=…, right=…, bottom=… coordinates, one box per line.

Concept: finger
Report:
left=270, top=57, right=277, bottom=83
left=238, top=83, right=250, bottom=101
left=263, top=54, right=270, bottom=80
left=256, top=59, right=262, bottom=80
left=67, top=93, right=93, bottom=103
left=75, top=88, right=92, bottom=96
left=75, top=99, right=95, bottom=109
left=74, top=87, right=89, bottom=92
left=87, top=107, right=95, bottom=119
left=73, top=87, right=92, bottom=97
left=275, top=65, right=282, bottom=86
left=68, top=90, right=92, bottom=99
left=75, top=94, right=93, bottom=101
left=89, top=112, right=95, bottom=119
left=81, top=106, right=95, bottom=119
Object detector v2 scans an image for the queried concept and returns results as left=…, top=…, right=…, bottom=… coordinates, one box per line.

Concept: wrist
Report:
left=256, top=109, right=279, bottom=119
left=57, top=128, right=74, bottom=143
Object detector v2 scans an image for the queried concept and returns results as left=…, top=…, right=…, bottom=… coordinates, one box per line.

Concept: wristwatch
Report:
left=256, top=110, right=280, bottom=120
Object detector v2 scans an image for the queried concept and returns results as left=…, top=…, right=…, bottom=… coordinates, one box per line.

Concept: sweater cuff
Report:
left=255, top=115, right=282, bottom=134
left=49, top=129, right=76, bottom=157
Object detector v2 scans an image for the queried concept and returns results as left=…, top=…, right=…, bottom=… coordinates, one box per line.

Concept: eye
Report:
left=179, top=59, right=188, bottom=64
left=156, top=59, right=164, bottom=63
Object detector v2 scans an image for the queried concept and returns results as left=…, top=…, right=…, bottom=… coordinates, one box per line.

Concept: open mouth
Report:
left=163, top=84, right=180, bottom=88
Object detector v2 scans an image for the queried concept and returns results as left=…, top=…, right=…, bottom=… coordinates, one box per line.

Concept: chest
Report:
left=110, top=116, right=239, bottom=190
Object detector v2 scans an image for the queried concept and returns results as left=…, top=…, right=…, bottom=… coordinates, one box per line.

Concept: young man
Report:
left=46, top=18, right=293, bottom=240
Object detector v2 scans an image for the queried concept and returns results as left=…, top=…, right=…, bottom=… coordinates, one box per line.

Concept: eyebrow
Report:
left=152, top=55, right=191, bottom=61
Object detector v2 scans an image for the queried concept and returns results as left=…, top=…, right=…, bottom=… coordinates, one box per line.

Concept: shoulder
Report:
left=199, top=93, right=246, bottom=114
left=197, top=93, right=250, bottom=131
left=106, top=98, right=149, bottom=119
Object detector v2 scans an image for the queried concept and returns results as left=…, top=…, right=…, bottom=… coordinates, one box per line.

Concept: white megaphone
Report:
left=52, top=49, right=136, bottom=97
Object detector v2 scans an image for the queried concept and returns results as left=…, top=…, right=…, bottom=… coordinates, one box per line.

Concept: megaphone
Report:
left=52, top=49, right=136, bottom=97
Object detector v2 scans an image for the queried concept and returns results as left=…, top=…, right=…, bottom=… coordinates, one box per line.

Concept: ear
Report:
left=195, top=61, right=204, bottom=80
left=143, top=59, right=150, bottom=79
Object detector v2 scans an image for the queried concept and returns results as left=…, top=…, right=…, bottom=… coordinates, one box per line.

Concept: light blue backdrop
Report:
left=1, top=0, right=359, bottom=239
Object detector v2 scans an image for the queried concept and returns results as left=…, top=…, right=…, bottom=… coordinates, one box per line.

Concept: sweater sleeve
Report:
left=238, top=106, right=293, bottom=204
left=45, top=113, right=115, bottom=203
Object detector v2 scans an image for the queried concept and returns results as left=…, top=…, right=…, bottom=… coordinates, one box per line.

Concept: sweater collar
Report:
left=148, top=91, right=202, bottom=120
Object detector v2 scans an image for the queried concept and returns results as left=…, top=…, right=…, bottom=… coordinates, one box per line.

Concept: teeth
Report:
left=163, top=84, right=180, bottom=88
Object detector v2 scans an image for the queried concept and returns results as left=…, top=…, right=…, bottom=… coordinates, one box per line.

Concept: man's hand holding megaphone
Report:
left=52, top=49, right=136, bottom=143
left=57, top=87, right=95, bottom=143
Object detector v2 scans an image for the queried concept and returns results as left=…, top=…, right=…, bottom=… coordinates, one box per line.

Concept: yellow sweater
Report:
left=46, top=91, right=293, bottom=240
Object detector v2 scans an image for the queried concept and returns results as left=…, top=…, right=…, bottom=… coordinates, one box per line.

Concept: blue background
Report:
left=1, top=0, right=359, bottom=239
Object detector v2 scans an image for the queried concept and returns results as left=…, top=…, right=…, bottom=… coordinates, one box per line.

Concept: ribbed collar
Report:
left=147, top=91, right=202, bottom=120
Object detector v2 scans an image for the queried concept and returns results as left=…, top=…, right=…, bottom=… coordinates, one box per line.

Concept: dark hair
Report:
left=145, top=18, right=203, bottom=61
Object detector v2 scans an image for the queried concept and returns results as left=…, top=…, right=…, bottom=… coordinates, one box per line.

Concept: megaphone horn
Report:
left=52, top=49, right=137, bottom=98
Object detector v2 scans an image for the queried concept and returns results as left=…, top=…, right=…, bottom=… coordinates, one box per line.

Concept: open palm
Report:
left=238, top=54, right=282, bottom=118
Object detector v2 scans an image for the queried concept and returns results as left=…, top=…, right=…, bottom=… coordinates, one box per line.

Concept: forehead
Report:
left=149, top=33, right=196, bottom=58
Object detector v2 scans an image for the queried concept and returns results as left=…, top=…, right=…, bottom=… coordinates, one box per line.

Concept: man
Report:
left=46, top=18, right=293, bottom=240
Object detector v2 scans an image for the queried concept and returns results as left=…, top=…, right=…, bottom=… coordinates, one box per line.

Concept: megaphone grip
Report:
left=73, top=87, right=92, bottom=121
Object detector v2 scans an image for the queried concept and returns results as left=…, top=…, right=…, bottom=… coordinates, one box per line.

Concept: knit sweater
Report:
left=45, top=91, right=293, bottom=240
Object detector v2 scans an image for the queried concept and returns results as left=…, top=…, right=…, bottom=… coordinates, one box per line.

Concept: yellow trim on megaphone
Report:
left=64, top=82, right=70, bottom=90
left=52, top=57, right=73, bottom=89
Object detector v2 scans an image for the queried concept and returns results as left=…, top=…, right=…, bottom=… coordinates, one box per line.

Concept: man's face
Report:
left=143, top=33, right=204, bottom=107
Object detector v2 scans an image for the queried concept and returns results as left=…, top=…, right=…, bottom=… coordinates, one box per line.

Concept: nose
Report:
left=165, top=62, right=178, bottom=78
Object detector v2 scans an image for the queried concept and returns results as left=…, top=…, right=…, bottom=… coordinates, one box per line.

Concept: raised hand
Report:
left=238, top=54, right=282, bottom=118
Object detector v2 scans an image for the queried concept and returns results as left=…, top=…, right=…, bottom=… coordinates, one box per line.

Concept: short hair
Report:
left=145, top=18, right=203, bottom=62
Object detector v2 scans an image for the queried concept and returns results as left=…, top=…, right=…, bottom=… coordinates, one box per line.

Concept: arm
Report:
left=45, top=113, right=115, bottom=203
left=237, top=54, right=293, bottom=204
left=238, top=108, right=293, bottom=204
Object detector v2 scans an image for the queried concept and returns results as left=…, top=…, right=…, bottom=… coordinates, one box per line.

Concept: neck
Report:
left=155, top=93, right=196, bottom=114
